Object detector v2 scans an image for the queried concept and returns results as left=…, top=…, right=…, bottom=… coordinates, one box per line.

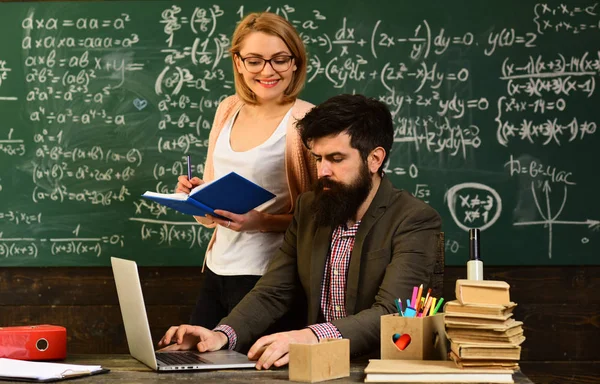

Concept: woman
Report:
left=175, top=12, right=316, bottom=329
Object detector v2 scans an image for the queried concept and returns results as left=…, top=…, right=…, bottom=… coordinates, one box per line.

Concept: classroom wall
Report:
left=1, top=265, right=598, bottom=380
left=1, top=1, right=598, bottom=382
left=1, top=0, right=599, bottom=268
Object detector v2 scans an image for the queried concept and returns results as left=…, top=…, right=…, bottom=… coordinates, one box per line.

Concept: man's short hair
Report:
left=297, top=94, right=394, bottom=173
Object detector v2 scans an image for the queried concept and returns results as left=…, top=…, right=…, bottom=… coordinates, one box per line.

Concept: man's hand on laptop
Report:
left=247, top=328, right=318, bottom=370
left=157, top=324, right=228, bottom=352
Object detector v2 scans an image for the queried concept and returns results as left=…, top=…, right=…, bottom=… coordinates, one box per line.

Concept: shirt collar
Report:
left=332, top=221, right=361, bottom=240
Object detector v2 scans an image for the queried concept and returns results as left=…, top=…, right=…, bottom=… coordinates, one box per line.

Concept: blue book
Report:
left=142, top=172, right=276, bottom=218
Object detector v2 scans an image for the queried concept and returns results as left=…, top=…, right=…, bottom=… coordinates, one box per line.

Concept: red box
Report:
left=0, top=325, right=67, bottom=360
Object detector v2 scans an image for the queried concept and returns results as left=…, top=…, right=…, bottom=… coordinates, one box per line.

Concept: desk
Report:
left=2, top=355, right=534, bottom=384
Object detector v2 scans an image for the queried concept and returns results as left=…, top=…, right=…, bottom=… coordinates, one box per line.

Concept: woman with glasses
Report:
left=175, top=12, right=317, bottom=330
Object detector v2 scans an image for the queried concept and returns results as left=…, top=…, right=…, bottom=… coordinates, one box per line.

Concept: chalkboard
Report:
left=0, top=0, right=598, bottom=266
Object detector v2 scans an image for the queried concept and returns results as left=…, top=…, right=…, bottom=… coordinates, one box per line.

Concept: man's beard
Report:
left=311, top=162, right=373, bottom=228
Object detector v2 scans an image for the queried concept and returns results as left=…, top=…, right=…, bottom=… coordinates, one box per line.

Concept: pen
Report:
left=432, top=297, right=444, bottom=315
left=403, top=307, right=417, bottom=318
left=186, top=154, right=192, bottom=180
left=415, top=284, right=423, bottom=312
left=419, top=297, right=426, bottom=316
left=410, top=286, right=418, bottom=310
left=429, top=297, right=437, bottom=316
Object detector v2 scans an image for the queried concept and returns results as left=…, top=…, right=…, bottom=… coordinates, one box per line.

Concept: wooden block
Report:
left=380, top=313, right=447, bottom=360
left=289, top=339, right=350, bottom=383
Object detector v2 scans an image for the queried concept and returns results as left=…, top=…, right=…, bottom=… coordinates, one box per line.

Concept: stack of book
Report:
left=444, top=280, right=524, bottom=370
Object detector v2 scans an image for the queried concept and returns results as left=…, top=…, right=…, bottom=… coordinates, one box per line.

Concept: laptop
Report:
left=111, top=256, right=256, bottom=371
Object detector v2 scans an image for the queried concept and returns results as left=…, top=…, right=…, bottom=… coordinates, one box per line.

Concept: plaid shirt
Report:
left=216, top=221, right=361, bottom=349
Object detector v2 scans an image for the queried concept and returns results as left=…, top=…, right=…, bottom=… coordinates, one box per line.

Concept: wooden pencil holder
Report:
left=288, top=339, right=350, bottom=383
left=380, top=313, right=448, bottom=360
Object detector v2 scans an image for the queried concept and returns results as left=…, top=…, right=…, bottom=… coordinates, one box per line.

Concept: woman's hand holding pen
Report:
left=176, top=174, right=203, bottom=194
left=176, top=175, right=215, bottom=226
left=209, top=209, right=265, bottom=232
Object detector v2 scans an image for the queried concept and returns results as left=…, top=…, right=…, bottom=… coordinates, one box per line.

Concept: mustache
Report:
left=315, top=177, right=344, bottom=191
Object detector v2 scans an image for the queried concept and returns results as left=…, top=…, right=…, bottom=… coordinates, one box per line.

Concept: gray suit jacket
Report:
left=220, top=176, right=442, bottom=357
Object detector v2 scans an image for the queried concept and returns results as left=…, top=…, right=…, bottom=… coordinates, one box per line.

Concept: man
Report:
left=159, top=94, right=442, bottom=370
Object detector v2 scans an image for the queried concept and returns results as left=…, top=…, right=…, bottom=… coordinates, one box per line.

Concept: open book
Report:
left=0, top=358, right=109, bottom=382
left=142, top=172, right=276, bottom=218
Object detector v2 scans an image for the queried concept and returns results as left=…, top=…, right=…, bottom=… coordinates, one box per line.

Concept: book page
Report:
left=142, top=191, right=188, bottom=201
left=188, top=178, right=217, bottom=196
left=0, top=358, right=103, bottom=380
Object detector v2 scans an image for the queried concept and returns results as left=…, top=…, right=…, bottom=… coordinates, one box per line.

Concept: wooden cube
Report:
left=289, top=339, right=350, bottom=382
left=380, top=313, right=447, bottom=360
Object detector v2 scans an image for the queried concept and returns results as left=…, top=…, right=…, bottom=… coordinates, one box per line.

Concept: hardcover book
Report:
left=142, top=172, right=276, bottom=218
left=364, top=359, right=514, bottom=383
left=450, top=342, right=521, bottom=361
left=444, top=300, right=516, bottom=317
left=455, top=280, right=511, bottom=306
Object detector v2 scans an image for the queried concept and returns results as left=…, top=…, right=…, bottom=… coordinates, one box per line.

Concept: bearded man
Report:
left=159, top=94, right=442, bottom=370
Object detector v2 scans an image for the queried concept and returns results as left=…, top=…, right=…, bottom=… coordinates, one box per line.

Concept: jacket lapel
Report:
left=309, top=225, right=333, bottom=324
left=345, top=177, right=394, bottom=315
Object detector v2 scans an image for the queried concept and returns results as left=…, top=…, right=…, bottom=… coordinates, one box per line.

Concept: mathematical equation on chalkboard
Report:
left=0, top=1, right=598, bottom=265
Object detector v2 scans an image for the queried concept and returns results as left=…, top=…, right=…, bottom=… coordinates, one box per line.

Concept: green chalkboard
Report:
left=0, top=0, right=598, bottom=266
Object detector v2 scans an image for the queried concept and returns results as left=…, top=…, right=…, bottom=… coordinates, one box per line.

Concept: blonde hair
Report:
left=230, top=12, right=307, bottom=105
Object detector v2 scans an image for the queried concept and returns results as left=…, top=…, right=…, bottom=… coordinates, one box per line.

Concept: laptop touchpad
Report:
left=196, top=350, right=251, bottom=363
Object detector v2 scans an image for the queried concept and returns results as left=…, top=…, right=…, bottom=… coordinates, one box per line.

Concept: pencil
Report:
left=394, top=298, right=402, bottom=315
left=423, top=288, right=432, bottom=309
left=422, top=296, right=433, bottom=317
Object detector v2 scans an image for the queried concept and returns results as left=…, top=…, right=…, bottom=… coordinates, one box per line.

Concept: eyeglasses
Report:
left=236, top=53, right=295, bottom=74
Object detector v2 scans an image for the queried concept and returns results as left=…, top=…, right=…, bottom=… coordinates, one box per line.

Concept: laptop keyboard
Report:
left=156, top=352, right=207, bottom=365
